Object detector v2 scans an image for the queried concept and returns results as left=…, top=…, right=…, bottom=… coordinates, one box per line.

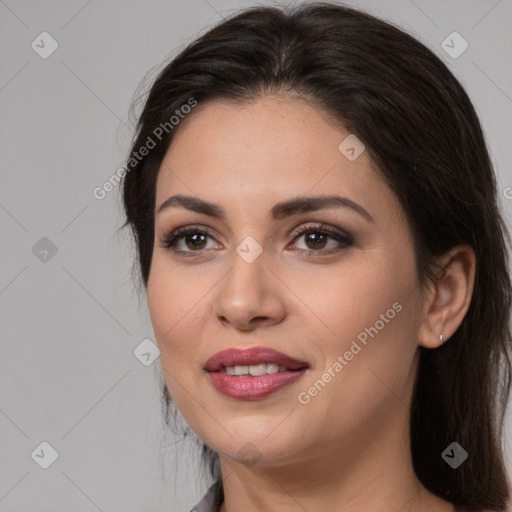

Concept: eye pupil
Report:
left=186, top=233, right=207, bottom=249
left=306, top=232, right=327, bottom=249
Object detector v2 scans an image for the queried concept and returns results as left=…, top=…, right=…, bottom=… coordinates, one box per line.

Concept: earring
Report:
left=440, top=333, right=445, bottom=344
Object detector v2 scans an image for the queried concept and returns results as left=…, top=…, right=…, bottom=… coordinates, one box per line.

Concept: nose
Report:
left=213, top=250, right=286, bottom=332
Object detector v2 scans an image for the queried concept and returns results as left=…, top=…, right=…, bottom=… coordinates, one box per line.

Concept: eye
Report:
left=289, top=223, right=354, bottom=256
left=158, top=225, right=220, bottom=256
left=158, top=222, right=354, bottom=257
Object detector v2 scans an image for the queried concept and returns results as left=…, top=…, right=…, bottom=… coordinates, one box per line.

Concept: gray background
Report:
left=1, top=0, right=511, bottom=510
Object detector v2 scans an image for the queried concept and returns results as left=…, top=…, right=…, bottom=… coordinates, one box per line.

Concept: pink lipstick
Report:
left=204, top=347, right=309, bottom=400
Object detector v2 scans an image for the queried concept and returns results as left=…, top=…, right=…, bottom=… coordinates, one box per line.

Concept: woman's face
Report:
left=147, top=95, right=425, bottom=467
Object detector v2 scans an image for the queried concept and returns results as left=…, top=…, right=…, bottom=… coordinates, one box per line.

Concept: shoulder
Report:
left=189, top=482, right=219, bottom=512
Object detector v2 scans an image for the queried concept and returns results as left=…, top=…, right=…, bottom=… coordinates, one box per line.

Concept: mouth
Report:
left=219, top=363, right=305, bottom=376
left=204, top=347, right=310, bottom=400
left=204, top=346, right=310, bottom=373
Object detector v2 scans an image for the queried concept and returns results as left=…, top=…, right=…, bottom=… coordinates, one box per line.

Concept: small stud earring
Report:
left=440, top=333, right=445, bottom=344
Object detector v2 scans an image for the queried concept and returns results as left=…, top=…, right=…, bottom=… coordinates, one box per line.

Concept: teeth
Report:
left=248, top=363, right=267, bottom=376
left=234, top=365, right=249, bottom=376
left=224, top=363, right=290, bottom=376
left=266, top=363, right=279, bottom=374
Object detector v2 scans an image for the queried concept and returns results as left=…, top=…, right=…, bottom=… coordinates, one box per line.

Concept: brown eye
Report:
left=303, top=231, right=328, bottom=250
left=290, top=224, right=354, bottom=255
left=182, top=232, right=208, bottom=250
left=158, top=226, right=220, bottom=254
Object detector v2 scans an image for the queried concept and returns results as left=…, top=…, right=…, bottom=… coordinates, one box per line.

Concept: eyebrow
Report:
left=155, top=194, right=374, bottom=223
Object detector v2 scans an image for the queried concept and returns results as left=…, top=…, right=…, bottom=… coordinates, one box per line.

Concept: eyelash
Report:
left=158, top=223, right=354, bottom=258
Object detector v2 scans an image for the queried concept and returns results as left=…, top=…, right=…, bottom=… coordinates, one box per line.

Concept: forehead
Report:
left=154, top=96, right=401, bottom=223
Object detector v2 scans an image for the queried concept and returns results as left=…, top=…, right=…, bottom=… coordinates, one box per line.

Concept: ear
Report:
left=417, top=244, right=476, bottom=349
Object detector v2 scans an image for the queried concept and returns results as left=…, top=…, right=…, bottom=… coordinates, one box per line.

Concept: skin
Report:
left=147, top=95, right=475, bottom=511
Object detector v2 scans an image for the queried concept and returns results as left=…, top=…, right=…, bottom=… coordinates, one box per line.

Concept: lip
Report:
left=207, top=369, right=308, bottom=400
left=204, top=347, right=309, bottom=401
left=204, top=347, right=309, bottom=372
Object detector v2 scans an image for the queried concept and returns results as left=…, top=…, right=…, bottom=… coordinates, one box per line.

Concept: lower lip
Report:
left=207, top=369, right=307, bottom=400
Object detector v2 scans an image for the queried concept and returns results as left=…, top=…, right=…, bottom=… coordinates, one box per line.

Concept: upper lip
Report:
left=204, top=347, right=309, bottom=372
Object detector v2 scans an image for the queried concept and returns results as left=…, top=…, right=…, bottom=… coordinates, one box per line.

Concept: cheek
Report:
left=286, top=245, right=417, bottom=347
left=292, top=245, right=420, bottom=406
left=147, top=264, right=211, bottom=421
left=291, top=281, right=419, bottom=447
left=146, top=259, right=207, bottom=366
left=308, top=252, right=420, bottom=409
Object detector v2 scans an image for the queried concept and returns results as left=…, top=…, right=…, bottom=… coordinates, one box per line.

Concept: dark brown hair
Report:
left=120, top=2, right=512, bottom=510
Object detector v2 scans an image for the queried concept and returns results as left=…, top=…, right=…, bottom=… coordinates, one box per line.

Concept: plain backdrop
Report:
left=1, top=0, right=511, bottom=510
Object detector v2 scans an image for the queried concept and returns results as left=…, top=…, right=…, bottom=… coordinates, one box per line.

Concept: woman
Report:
left=120, top=2, right=512, bottom=511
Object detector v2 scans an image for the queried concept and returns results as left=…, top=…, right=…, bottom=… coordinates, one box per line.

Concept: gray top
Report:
left=189, top=483, right=220, bottom=512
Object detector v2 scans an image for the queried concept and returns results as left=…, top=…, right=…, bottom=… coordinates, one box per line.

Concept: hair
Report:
left=120, top=2, right=512, bottom=510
